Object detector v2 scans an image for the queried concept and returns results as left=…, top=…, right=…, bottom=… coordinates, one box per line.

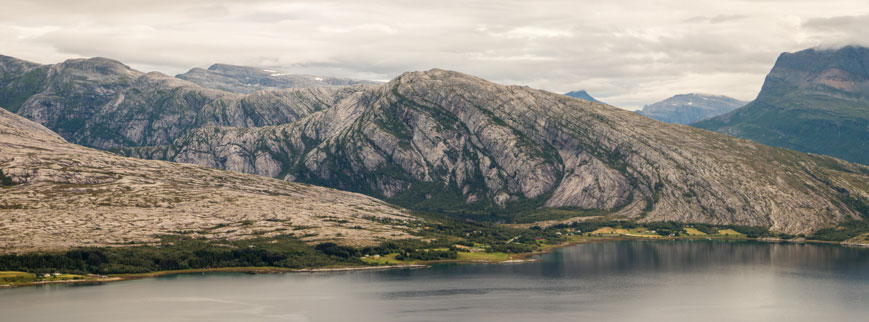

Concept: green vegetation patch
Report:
left=683, top=228, right=707, bottom=236
left=512, top=207, right=611, bottom=224
left=456, top=251, right=510, bottom=262
left=0, top=169, right=16, bottom=186
left=715, top=229, right=745, bottom=237
left=551, top=220, right=770, bottom=238
left=0, top=213, right=568, bottom=276
left=0, top=235, right=363, bottom=275
left=0, top=271, right=37, bottom=284
left=810, top=220, right=869, bottom=241
left=361, top=253, right=405, bottom=265
left=0, top=66, right=49, bottom=114
left=693, top=95, right=869, bottom=165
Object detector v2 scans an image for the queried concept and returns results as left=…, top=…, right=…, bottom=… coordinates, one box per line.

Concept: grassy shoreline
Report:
left=0, top=265, right=431, bottom=289
left=2, top=229, right=865, bottom=289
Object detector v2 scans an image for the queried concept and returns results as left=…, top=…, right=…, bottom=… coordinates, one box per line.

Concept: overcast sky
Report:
left=1, top=0, right=867, bottom=109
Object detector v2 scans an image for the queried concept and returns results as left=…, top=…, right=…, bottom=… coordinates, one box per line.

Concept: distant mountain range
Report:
left=638, top=93, right=745, bottom=124
left=564, top=90, right=602, bottom=103
left=176, top=63, right=379, bottom=94
left=694, top=46, right=869, bottom=165
left=1, top=53, right=868, bottom=234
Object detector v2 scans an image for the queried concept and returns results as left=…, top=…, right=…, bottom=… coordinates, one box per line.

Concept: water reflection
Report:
left=0, top=240, right=866, bottom=322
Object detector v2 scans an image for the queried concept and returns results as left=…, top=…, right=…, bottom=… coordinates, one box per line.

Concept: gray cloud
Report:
left=802, top=15, right=869, bottom=49
left=0, top=0, right=866, bottom=109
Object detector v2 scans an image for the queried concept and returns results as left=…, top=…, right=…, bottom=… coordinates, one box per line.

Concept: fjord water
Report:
left=1, top=240, right=866, bottom=322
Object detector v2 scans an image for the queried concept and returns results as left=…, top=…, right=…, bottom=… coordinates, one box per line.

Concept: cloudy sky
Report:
left=1, top=0, right=867, bottom=109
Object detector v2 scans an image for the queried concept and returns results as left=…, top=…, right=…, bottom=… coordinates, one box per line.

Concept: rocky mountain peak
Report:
left=52, top=57, right=142, bottom=80
left=564, top=90, right=602, bottom=103
left=207, top=63, right=247, bottom=72
left=391, top=68, right=476, bottom=83
left=762, top=45, right=869, bottom=101
left=774, top=46, right=869, bottom=78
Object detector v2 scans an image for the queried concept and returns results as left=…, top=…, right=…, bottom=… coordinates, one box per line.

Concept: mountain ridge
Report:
left=638, top=93, right=745, bottom=124
left=176, top=63, right=379, bottom=94
left=126, top=68, right=869, bottom=234
left=0, top=56, right=370, bottom=149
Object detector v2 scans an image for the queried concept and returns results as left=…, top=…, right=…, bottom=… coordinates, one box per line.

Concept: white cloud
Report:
left=493, top=26, right=574, bottom=39
left=0, top=0, right=866, bottom=109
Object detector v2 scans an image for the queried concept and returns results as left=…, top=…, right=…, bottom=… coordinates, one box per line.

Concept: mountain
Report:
left=2, top=54, right=868, bottom=234
left=176, top=64, right=379, bottom=94
left=0, top=108, right=418, bottom=253
left=0, top=55, right=368, bottom=149
left=637, top=93, right=745, bottom=124
left=0, top=55, right=44, bottom=114
left=122, top=69, right=869, bottom=234
left=693, top=46, right=869, bottom=164
left=564, top=90, right=601, bottom=103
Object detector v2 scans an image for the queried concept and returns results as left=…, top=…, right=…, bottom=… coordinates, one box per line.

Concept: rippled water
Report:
left=1, top=240, right=867, bottom=322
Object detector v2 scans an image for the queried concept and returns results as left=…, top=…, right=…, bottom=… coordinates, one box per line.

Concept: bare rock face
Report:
left=131, top=69, right=869, bottom=234
left=0, top=109, right=419, bottom=253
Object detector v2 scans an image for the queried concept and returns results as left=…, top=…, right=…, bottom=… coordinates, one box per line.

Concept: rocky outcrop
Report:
left=693, top=46, right=869, bottom=164
left=0, top=109, right=418, bottom=253
left=638, top=93, right=745, bottom=124
left=131, top=69, right=869, bottom=234
left=176, top=63, right=379, bottom=94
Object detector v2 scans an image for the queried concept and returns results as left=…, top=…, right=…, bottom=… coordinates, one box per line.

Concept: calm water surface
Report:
left=1, top=240, right=867, bottom=322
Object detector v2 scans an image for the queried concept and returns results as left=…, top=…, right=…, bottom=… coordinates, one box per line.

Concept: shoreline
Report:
left=1, top=235, right=860, bottom=289
left=0, top=264, right=431, bottom=289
